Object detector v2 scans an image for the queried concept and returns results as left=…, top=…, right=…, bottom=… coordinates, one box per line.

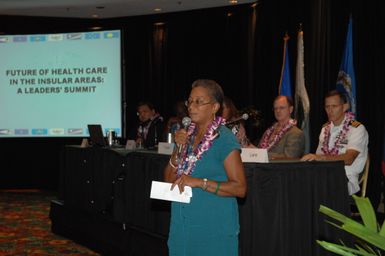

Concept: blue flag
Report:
left=279, top=34, right=292, bottom=97
left=336, top=16, right=357, bottom=114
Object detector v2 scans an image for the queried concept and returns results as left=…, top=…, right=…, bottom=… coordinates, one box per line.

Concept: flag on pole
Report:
left=278, top=33, right=292, bottom=97
left=294, top=28, right=311, bottom=153
left=336, top=16, right=357, bottom=115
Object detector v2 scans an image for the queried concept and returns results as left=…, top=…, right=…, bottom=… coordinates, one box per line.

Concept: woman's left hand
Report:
left=171, top=174, right=201, bottom=193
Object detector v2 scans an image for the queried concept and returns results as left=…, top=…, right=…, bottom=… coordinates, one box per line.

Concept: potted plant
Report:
left=317, top=195, right=385, bottom=255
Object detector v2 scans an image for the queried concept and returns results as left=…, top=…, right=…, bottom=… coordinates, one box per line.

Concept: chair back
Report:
left=359, top=155, right=370, bottom=198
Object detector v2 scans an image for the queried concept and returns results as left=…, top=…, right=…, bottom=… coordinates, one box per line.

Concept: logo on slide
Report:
left=32, top=128, right=48, bottom=135
left=15, top=129, right=29, bottom=135
left=104, top=31, right=119, bottom=39
left=68, top=128, right=83, bottom=135
left=48, top=34, right=64, bottom=41
left=0, top=129, right=11, bottom=135
left=49, top=128, right=65, bottom=135
left=13, top=36, right=27, bottom=42
left=30, top=35, right=46, bottom=42
left=85, top=33, right=101, bottom=40
left=0, top=37, right=9, bottom=43
left=67, top=33, right=82, bottom=40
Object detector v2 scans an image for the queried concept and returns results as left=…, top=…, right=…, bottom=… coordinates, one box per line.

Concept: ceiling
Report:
left=0, top=0, right=256, bottom=19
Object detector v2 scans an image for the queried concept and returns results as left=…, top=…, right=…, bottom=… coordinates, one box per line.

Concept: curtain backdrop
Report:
left=0, top=0, right=384, bottom=206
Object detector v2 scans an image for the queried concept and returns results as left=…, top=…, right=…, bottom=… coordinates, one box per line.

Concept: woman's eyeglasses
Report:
left=185, top=99, right=213, bottom=107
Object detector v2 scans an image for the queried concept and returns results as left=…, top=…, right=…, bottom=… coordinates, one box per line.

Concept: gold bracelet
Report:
left=168, top=158, right=177, bottom=169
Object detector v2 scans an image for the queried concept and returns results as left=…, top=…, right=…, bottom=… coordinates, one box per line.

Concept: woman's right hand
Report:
left=174, top=129, right=188, bottom=146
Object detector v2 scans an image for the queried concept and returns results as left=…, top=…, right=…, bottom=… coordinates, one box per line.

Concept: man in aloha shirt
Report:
left=301, top=90, right=369, bottom=195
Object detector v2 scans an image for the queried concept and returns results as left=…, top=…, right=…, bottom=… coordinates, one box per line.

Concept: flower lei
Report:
left=258, top=119, right=297, bottom=151
left=321, top=112, right=354, bottom=155
left=176, top=116, right=226, bottom=177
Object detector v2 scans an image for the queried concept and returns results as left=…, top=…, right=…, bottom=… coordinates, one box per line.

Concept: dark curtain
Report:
left=113, top=1, right=385, bottom=205
left=0, top=0, right=384, bottom=205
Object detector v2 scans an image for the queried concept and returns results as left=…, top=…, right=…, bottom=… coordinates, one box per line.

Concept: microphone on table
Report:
left=225, top=113, right=249, bottom=126
left=177, top=117, right=192, bottom=154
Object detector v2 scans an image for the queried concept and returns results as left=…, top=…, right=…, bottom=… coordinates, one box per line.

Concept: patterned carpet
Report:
left=0, top=190, right=99, bottom=256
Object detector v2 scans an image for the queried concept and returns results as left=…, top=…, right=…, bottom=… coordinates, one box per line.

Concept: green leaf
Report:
left=343, top=223, right=385, bottom=250
left=379, top=219, right=385, bottom=237
left=320, top=205, right=366, bottom=230
left=355, top=241, right=377, bottom=255
left=320, top=205, right=349, bottom=223
left=317, top=240, right=375, bottom=256
left=317, top=241, right=357, bottom=256
left=353, top=195, right=378, bottom=232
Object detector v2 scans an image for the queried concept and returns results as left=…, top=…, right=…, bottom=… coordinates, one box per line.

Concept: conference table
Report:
left=52, top=145, right=350, bottom=256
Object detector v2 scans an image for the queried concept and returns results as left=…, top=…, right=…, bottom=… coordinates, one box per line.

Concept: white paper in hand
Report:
left=150, top=181, right=192, bottom=203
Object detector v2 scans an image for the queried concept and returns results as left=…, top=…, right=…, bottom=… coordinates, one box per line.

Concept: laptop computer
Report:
left=87, top=124, right=106, bottom=147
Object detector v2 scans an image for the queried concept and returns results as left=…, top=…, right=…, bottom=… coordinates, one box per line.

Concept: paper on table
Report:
left=150, top=181, right=192, bottom=203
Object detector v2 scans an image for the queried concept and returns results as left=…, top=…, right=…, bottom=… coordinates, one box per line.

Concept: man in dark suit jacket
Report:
left=130, top=101, right=164, bottom=149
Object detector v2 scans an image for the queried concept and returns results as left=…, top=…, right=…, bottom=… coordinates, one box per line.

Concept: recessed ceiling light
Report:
left=92, top=14, right=99, bottom=18
left=90, top=26, right=103, bottom=30
left=229, top=0, right=238, bottom=4
left=154, top=8, right=162, bottom=12
left=154, top=22, right=165, bottom=26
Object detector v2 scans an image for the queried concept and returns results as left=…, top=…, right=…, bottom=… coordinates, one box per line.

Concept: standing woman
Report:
left=164, top=79, right=247, bottom=256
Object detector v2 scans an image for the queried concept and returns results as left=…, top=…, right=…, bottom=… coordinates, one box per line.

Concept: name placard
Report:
left=125, top=140, right=136, bottom=150
left=241, top=148, right=269, bottom=163
left=158, top=142, right=175, bottom=155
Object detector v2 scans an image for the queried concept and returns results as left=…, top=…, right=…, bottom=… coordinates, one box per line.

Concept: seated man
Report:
left=258, top=95, right=305, bottom=160
left=132, top=101, right=164, bottom=149
left=301, top=90, right=369, bottom=195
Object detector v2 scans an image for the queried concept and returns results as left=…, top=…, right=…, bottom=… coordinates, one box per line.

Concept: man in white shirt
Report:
left=301, top=90, right=369, bottom=195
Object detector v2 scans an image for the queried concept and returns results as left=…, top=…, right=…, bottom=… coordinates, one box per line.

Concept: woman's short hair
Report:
left=191, top=79, right=224, bottom=115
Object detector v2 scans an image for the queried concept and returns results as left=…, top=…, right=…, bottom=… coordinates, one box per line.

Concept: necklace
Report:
left=321, top=112, right=354, bottom=155
left=177, top=116, right=225, bottom=177
left=258, top=119, right=297, bottom=151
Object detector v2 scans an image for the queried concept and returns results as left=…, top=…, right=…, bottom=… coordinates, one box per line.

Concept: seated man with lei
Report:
left=258, top=95, right=305, bottom=160
left=301, top=90, right=369, bottom=195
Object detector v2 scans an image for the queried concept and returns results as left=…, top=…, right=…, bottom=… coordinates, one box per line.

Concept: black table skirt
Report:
left=57, top=146, right=350, bottom=256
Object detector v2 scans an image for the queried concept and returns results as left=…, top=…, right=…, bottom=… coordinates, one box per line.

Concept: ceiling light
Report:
left=92, top=14, right=99, bottom=18
left=229, top=0, right=238, bottom=4
left=154, top=8, right=162, bottom=12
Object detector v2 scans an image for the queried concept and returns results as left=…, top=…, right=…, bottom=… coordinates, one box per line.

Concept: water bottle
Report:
left=107, top=130, right=115, bottom=146
left=167, top=133, right=173, bottom=143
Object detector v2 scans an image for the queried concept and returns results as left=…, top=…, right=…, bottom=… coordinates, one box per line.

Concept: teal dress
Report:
left=168, top=126, right=241, bottom=256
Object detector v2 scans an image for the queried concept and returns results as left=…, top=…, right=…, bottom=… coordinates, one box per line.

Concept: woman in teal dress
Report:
left=164, top=79, right=247, bottom=256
